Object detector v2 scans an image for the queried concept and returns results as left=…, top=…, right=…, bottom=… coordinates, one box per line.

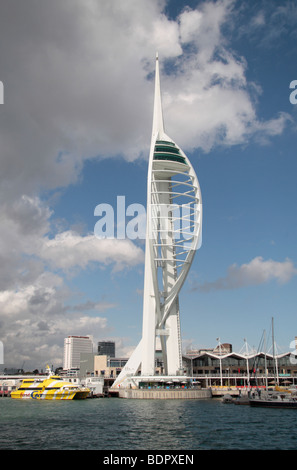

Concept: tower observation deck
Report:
left=112, top=54, right=202, bottom=388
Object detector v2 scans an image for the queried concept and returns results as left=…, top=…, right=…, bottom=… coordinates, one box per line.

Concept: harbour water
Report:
left=1, top=397, right=297, bottom=451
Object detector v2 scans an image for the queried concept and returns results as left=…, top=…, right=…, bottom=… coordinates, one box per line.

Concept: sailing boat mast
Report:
left=244, top=338, right=250, bottom=388
left=264, top=330, right=268, bottom=390
left=272, top=317, right=279, bottom=386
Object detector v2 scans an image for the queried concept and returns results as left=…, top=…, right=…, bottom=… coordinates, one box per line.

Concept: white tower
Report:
left=112, top=54, right=202, bottom=387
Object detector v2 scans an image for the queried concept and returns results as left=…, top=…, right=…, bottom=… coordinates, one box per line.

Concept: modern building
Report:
left=98, top=341, right=115, bottom=358
left=112, top=54, right=202, bottom=388
left=94, top=355, right=127, bottom=379
left=63, top=335, right=93, bottom=371
left=182, top=350, right=297, bottom=388
left=79, top=352, right=96, bottom=378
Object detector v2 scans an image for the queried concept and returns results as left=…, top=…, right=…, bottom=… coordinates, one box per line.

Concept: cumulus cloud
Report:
left=0, top=0, right=291, bottom=204
left=38, top=231, right=144, bottom=272
left=0, top=194, right=143, bottom=369
left=161, top=0, right=291, bottom=152
left=0, top=0, right=182, bottom=203
left=194, top=256, right=297, bottom=292
left=0, top=266, right=116, bottom=369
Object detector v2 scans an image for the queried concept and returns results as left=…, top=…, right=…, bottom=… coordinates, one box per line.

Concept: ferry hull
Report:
left=11, top=390, right=89, bottom=400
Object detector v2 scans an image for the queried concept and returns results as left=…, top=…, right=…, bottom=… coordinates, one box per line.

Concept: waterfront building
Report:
left=1, top=345, right=297, bottom=397
left=94, top=355, right=127, bottom=379
left=63, top=335, right=93, bottom=371
left=183, top=350, right=297, bottom=388
left=112, top=54, right=202, bottom=388
left=98, top=341, right=115, bottom=358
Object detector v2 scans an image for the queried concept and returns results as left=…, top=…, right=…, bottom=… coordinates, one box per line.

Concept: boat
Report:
left=222, top=394, right=234, bottom=404
left=11, top=365, right=90, bottom=400
left=248, top=319, right=297, bottom=408
left=249, top=390, right=297, bottom=409
left=222, top=393, right=250, bottom=405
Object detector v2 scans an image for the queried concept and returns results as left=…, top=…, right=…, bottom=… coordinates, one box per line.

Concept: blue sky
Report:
left=0, top=0, right=296, bottom=370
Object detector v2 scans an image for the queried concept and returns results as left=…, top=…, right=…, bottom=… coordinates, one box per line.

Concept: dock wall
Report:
left=117, top=388, right=212, bottom=399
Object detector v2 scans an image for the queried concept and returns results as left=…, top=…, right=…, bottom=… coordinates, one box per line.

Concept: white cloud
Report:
left=179, top=0, right=232, bottom=62
left=38, top=231, right=144, bottom=272
left=0, top=194, right=144, bottom=276
left=195, top=256, right=297, bottom=292
left=251, top=11, right=266, bottom=27
left=0, top=0, right=292, bottom=204
left=0, top=0, right=182, bottom=202
left=0, top=194, right=143, bottom=369
left=0, top=267, right=114, bottom=370
left=161, top=0, right=292, bottom=152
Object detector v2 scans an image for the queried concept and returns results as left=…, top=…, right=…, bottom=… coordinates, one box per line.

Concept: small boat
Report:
left=11, top=365, right=90, bottom=400
left=222, top=394, right=234, bottom=404
left=222, top=393, right=250, bottom=405
left=249, top=390, right=297, bottom=409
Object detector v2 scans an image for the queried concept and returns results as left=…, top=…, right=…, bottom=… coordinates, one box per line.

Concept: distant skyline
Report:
left=0, top=0, right=296, bottom=370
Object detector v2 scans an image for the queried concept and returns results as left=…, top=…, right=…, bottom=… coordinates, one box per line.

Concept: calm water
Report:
left=0, top=397, right=297, bottom=450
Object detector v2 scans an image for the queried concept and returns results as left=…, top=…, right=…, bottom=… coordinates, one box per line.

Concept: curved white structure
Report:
left=112, top=55, right=202, bottom=387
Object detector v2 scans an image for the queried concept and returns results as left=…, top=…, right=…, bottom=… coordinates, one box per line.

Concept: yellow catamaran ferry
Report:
left=11, top=366, right=90, bottom=400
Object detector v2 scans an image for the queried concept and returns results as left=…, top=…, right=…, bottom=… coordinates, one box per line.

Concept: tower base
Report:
left=117, top=385, right=211, bottom=400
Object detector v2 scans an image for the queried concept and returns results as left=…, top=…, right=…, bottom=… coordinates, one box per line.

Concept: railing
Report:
left=103, top=372, right=297, bottom=379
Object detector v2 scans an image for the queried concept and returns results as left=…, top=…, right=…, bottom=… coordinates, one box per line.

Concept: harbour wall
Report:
left=117, top=388, right=212, bottom=399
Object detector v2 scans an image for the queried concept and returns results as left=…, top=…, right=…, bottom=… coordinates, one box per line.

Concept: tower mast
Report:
left=112, top=55, right=202, bottom=386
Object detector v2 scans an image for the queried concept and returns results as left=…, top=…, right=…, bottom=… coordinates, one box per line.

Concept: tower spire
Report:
left=152, top=52, right=165, bottom=139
